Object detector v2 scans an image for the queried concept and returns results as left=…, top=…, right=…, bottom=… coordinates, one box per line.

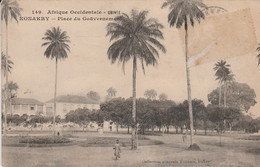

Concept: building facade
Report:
left=11, top=98, right=44, bottom=116
left=45, top=95, right=100, bottom=118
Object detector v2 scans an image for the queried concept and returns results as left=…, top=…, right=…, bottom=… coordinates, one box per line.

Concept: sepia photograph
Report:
left=1, top=0, right=260, bottom=166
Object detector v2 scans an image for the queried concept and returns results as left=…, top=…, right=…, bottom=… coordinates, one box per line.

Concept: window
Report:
left=30, top=105, right=36, bottom=111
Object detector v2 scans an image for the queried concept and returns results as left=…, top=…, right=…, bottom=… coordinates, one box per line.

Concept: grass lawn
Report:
left=2, top=132, right=260, bottom=167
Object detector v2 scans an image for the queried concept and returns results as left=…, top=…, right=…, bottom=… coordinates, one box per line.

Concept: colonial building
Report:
left=45, top=95, right=100, bottom=118
left=11, top=98, right=44, bottom=116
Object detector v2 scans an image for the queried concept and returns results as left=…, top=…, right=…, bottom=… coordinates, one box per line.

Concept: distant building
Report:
left=11, top=98, right=44, bottom=116
left=45, top=95, right=100, bottom=118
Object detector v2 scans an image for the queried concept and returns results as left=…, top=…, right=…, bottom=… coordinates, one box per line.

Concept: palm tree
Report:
left=41, top=27, right=70, bottom=135
left=214, top=60, right=230, bottom=106
left=162, top=0, right=207, bottom=146
left=1, top=0, right=22, bottom=136
left=1, top=52, right=14, bottom=76
left=106, top=10, right=166, bottom=149
left=257, top=43, right=260, bottom=66
left=214, top=60, right=234, bottom=107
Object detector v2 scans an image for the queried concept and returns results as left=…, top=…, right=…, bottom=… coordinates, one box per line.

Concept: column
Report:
left=27, top=104, right=29, bottom=115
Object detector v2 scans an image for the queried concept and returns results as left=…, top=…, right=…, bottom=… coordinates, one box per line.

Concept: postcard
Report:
left=1, top=0, right=260, bottom=166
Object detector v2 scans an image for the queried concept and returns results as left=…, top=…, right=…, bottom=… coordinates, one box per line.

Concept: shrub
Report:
left=19, top=136, right=71, bottom=144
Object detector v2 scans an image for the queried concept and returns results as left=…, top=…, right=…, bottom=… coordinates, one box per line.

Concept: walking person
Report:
left=113, top=139, right=121, bottom=160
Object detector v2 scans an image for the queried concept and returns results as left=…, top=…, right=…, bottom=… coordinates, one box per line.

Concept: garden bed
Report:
left=79, top=136, right=164, bottom=147
left=2, top=136, right=73, bottom=147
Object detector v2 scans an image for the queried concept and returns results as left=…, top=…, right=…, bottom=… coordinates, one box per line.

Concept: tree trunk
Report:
left=185, top=20, right=194, bottom=146
left=127, top=126, right=129, bottom=134
left=229, top=123, right=232, bottom=131
left=204, top=120, right=207, bottom=135
left=203, top=120, right=207, bottom=135
left=116, top=124, right=119, bottom=133
left=162, top=126, right=165, bottom=135
left=10, top=100, right=12, bottom=127
left=219, top=85, right=222, bottom=106
left=167, top=126, right=169, bottom=133
left=131, top=56, right=137, bottom=150
left=219, top=133, right=222, bottom=146
left=53, top=57, right=58, bottom=136
left=4, top=23, right=9, bottom=136
left=224, top=82, right=227, bottom=107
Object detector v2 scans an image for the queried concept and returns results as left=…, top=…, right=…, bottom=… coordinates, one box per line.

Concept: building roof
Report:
left=46, top=95, right=100, bottom=104
left=11, top=98, right=44, bottom=105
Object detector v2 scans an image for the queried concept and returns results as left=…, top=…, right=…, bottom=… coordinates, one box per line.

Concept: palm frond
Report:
left=141, top=58, right=146, bottom=75
left=106, top=10, right=165, bottom=74
left=257, top=44, right=260, bottom=51
left=257, top=44, right=260, bottom=66
left=161, top=0, right=179, bottom=9
left=257, top=53, right=260, bottom=66
left=1, top=52, right=14, bottom=76
left=214, top=60, right=234, bottom=83
left=167, top=2, right=182, bottom=27
left=163, top=0, right=207, bottom=29
left=42, top=27, right=71, bottom=60
left=147, top=37, right=166, bottom=53
left=1, top=0, right=22, bottom=24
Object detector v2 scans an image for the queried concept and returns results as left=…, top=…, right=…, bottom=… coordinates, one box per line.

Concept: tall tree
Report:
left=208, top=82, right=257, bottom=113
left=223, top=70, right=235, bottom=107
left=183, top=99, right=206, bottom=134
left=41, top=27, right=70, bottom=135
left=257, top=43, right=260, bottom=66
left=106, top=10, right=166, bottom=149
left=214, top=60, right=229, bottom=106
left=100, top=98, right=132, bottom=133
left=214, top=60, right=234, bottom=107
left=1, top=0, right=22, bottom=136
left=162, top=0, right=207, bottom=146
left=144, top=89, right=157, bottom=100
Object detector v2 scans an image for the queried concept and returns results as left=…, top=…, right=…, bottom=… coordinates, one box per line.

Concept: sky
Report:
left=1, top=0, right=260, bottom=117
